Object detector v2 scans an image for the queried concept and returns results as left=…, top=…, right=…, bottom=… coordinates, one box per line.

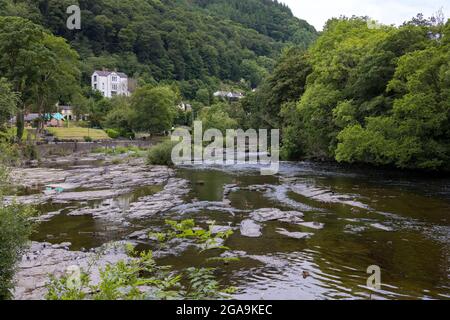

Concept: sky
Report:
left=280, top=0, right=449, bottom=31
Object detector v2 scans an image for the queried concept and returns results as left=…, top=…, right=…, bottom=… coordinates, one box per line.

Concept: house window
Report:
left=94, top=75, right=97, bottom=82
left=94, top=84, right=97, bottom=89
left=102, top=83, right=105, bottom=89
left=112, top=84, right=118, bottom=91
left=112, top=76, right=117, bottom=82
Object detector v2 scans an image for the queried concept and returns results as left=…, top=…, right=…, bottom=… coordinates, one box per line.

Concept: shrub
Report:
left=0, top=142, right=36, bottom=299
left=105, top=129, right=120, bottom=139
left=46, top=220, right=236, bottom=300
left=147, top=140, right=177, bottom=166
left=83, top=136, right=93, bottom=142
left=0, top=203, right=35, bottom=299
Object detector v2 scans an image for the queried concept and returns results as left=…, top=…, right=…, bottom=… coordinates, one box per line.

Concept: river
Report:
left=13, top=156, right=450, bottom=300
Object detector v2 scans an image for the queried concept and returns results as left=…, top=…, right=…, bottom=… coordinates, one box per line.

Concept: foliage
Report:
left=199, top=103, right=238, bottom=134
left=150, top=219, right=234, bottom=252
left=0, top=78, right=19, bottom=128
left=105, top=129, right=120, bottom=139
left=0, top=141, right=35, bottom=299
left=131, top=86, right=177, bottom=134
left=193, top=0, right=317, bottom=47
left=246, top=15, right=450, bottom=170
left=0, top=16, right=80, bottom=140
left=46, top=219, right=236, bottom=300
left=147, top=140, right=178, bottom=166
left=1, top=0, right=316, bottom=85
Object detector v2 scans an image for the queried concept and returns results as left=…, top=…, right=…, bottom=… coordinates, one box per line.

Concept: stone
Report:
left=276, top=228, right=313, bottom=239
left=14, top=241, right=133, bottom=300
left=297, top=221, right=325, bottom=230
left=240, top=219, right=262, bottom=238
left=249, top=208, right=304, bottom=224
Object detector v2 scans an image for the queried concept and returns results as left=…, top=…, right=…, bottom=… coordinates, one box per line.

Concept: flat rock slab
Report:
left=14, top=241, right=132, bottom=300
left=276, top=228, right=313, bottom=239
left=249, top=208, right=304, bottom=224
left=240, top=219, right=262, bottom=238
left=297, top=221, right=325, bottom=230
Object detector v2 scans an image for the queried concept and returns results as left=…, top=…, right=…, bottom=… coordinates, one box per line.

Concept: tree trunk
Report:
left=16, top=109, right=24, bottom=142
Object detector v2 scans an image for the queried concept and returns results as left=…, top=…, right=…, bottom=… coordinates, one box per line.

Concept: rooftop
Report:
left=93, top=70, right=128, bottom=78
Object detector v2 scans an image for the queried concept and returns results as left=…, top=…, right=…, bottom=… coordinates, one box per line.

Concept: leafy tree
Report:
left=0, top=16, right=80, bottom=139
left=199, top=103, right=238, bottom=134
left=131, top=85, right=177, bottom=134
left=0, top=78, right=19, bottom=129
left=195, top=88, right=211, bottom=106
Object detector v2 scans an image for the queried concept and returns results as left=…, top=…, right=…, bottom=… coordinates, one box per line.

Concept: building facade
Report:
left=91, top=70, right=130, bottom=98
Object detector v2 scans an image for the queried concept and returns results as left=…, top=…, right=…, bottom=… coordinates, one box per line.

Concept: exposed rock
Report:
left=297, top=221, right=325, bottom=230
left=290, top=183, right=370, bottom=210
left=276, top=228, right=313, bottom=240
left=127, top=229, right=152, bottom=240
left=210, top=225, right=233, bottom=234
left=171, top=201, right=244, bottom=216
left=14, top=241, right=133, bottom=300
left=249, top=208, right=304, bottom=224
left=240, top=219, right=262, bottom=238
left=371, top=223, right=394, bottom=232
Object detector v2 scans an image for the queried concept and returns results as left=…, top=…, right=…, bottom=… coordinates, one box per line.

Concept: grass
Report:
left=46, top=127, right=110, bottom=141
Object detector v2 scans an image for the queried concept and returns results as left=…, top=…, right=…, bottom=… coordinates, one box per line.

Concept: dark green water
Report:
left=31, top=162, right=450, bottom=300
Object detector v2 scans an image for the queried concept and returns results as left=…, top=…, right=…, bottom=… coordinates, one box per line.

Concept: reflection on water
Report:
left=32, top=162, right=450, bottom=299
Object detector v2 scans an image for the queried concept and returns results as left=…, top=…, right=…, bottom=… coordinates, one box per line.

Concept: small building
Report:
left=178, top=102, right=192, bottom=112
left=58, top=105, right=88, bottom=121
left=9, top=113, right=40, bottom=127
left=92, top=70, right=130, bottom=98
left=213, top=91, right=244, bottom=101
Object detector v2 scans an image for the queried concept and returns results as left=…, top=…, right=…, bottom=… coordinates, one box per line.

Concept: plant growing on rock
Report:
left=46, top=245, right=235, bottom=300
left=149, top=219, right=233, bottom=252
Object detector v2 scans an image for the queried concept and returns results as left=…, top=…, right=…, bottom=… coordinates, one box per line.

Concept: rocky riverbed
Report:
left=7, top=154, right=450, bottom=300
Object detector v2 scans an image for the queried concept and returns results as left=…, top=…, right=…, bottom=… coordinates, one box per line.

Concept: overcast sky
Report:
left=280, top=0, right=449, bottom=31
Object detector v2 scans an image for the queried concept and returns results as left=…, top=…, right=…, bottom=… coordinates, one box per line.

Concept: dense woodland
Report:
left=237, top=15, right=450, bottom=171
left=0, top=1, right=449, bottom=172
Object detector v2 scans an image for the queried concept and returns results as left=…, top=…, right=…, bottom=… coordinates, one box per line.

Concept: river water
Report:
left=29, top=161, right=450, bottom=300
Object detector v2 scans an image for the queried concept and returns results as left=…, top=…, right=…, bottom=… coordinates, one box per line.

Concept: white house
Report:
left=91, top=70, right=130, bottom=98
left=213, top=91, right=244, bottom=101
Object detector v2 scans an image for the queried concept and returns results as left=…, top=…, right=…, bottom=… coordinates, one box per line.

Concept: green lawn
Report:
left=47, top=127, right=110, bottom=141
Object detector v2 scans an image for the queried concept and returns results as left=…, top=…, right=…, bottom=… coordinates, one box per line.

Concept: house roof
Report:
left=93, top=70, right=128, bottom=78
left=9, top=113, right=40, bottom=123
left=59, top=105, right=73, bottom=111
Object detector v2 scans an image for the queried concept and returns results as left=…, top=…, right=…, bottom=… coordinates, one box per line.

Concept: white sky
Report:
left=280, top=0, right=449, bottom=31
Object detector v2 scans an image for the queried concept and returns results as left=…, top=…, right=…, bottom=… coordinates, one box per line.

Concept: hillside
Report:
left=191, top=0, right=317, bottom=47
left=0, top=0, right=317, bottom=94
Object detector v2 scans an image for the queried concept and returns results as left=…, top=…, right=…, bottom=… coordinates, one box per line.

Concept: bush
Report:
left=0, top=142, right=36, bottom=299
left=105, top=129, right=120, bottom=139
left=0, top=203, right=35, bottom=299
left=21, top=144, right=39, bottom=161
left=147, top=141, right=177, bottom=166
left=83, top=136, right=93, bottom=142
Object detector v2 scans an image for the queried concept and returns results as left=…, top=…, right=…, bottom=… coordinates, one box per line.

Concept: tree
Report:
left=131, top=85, right=177, bottom=134
left=0, top=78, right=19, bottom=129
left=102, top=96, right=134, bottom=136
left=199, top=103, right=238, bottom=134
left=0, top=16, right=80, bottom=139
left=195, top=88, right=210, bottom=106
